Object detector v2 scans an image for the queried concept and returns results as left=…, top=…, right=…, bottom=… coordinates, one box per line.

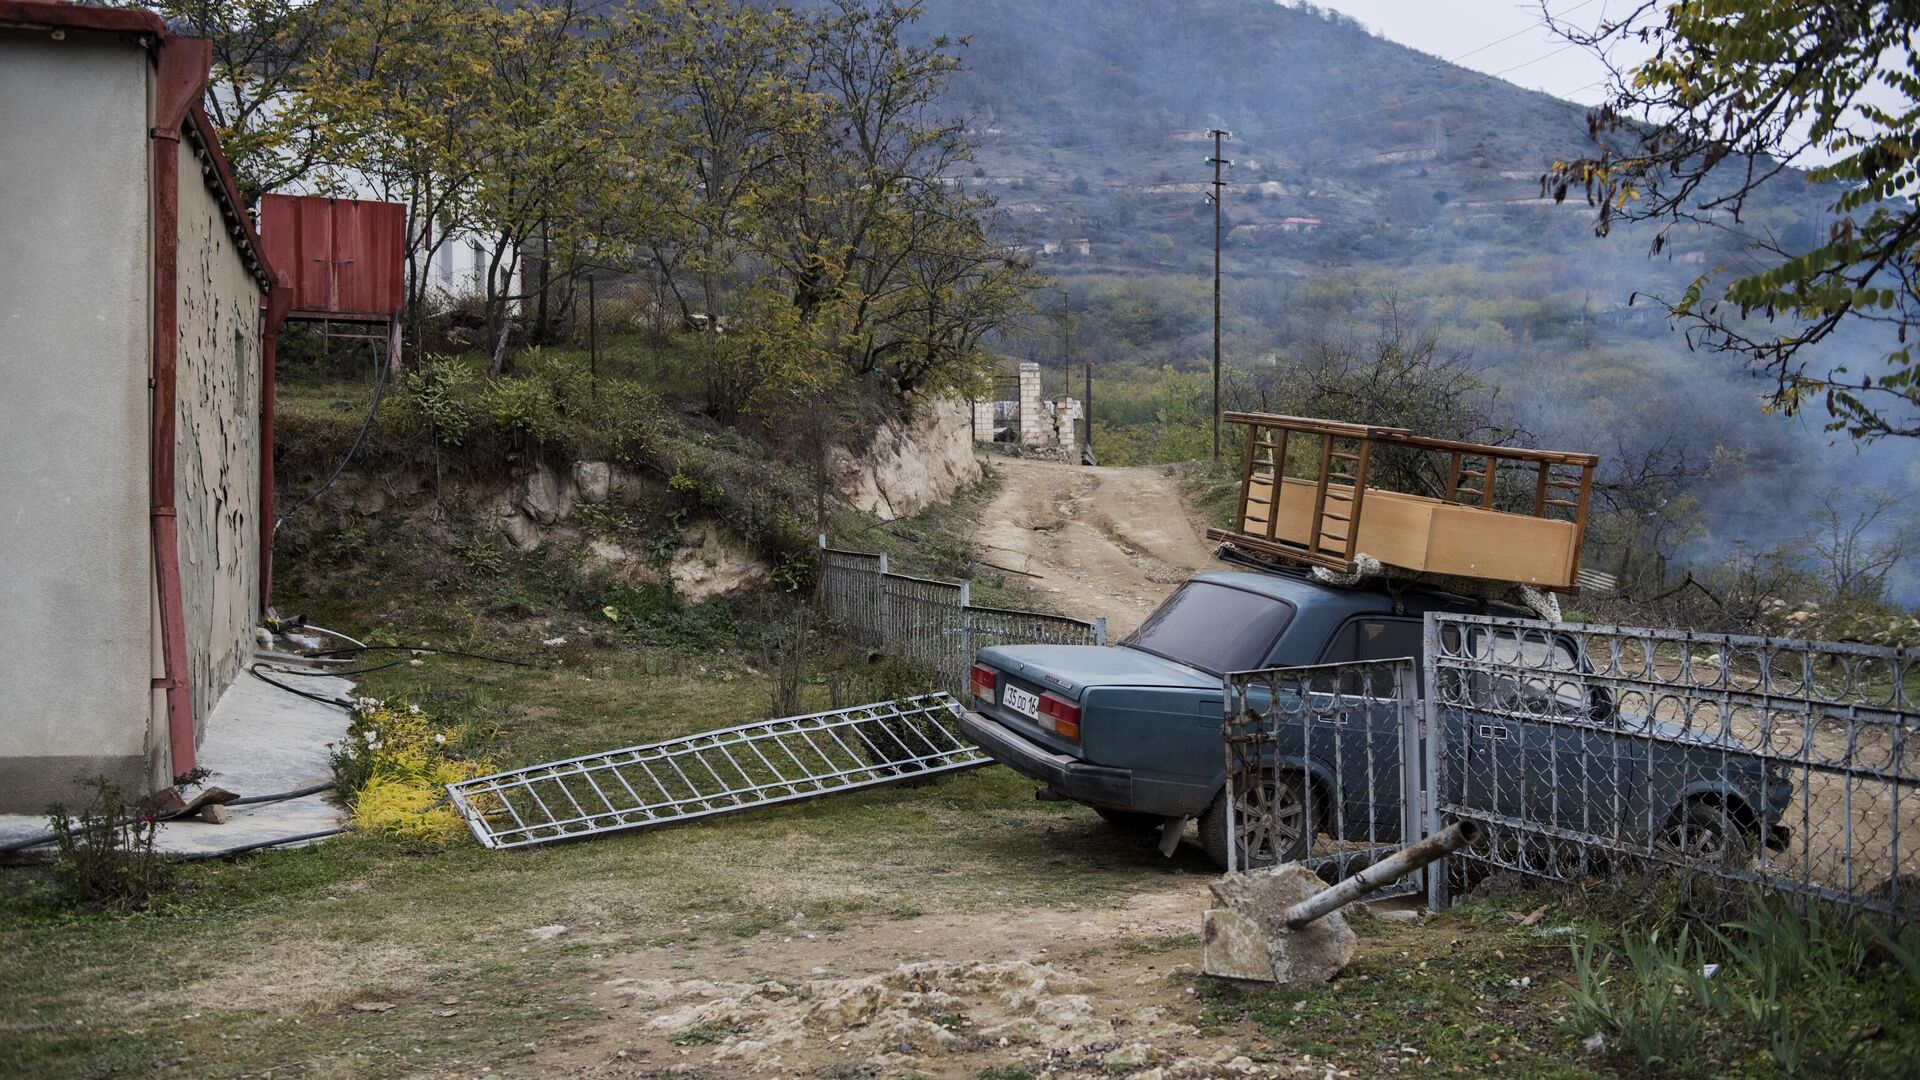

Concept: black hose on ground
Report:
left=0, top=781, right=337, bottom=855
left=174, top=827, right=350, bottom=861
left=249, top=663, right=356, bottom=710
left=257, top=658, right=407, bottom=678
left=306, top=644, right=542, bottom=668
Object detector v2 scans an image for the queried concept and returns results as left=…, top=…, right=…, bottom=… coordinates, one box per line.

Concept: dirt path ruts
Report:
left=973, top=457, right=1219, bottom=637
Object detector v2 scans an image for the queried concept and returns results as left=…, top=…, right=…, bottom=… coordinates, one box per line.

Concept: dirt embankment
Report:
left=973, top=458, right=1220, bottom=636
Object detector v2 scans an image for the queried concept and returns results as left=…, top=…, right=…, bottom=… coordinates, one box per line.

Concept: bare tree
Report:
left=1807, top=491, right=1910, bottom=604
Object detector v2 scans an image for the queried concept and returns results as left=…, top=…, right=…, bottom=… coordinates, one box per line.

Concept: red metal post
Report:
left=149, top=35, right=213, bottom=778
left=259, top=281, right=294, bottom=615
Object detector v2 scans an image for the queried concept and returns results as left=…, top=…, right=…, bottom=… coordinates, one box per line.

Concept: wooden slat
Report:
left=1307, top=433, right=1335, bottom=559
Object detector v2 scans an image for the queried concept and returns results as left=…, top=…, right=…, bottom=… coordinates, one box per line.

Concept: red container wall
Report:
left=257, top=194, right=406, bottom=321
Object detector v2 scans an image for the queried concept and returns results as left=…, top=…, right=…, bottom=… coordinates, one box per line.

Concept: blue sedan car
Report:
left=958, top=564, right=1792, bottom=869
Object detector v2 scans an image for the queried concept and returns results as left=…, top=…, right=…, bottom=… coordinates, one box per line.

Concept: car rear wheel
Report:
left=1094, top=807, right=1164, bottom=832
left=1655, top=798, right=1756, bottom=867
left=1199, top=770, right=1312, bottom=870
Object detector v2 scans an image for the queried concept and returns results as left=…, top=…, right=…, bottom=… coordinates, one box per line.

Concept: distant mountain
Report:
left=923, top=0, right=1604, bottom=236
left=909, top=0, right=1918, bottom=602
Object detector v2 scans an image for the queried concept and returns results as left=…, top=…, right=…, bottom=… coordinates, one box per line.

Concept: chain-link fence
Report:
left=817, top=544, right=1106, bottom=695
left=1224, top=659, right=1426, bottom=902
left=1211, top=616, right=1917, bottom=924
left=1425, top=614, right=1919, bottom=921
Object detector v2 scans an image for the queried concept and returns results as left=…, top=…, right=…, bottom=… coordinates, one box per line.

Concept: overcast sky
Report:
left=1303, top=0, right=1639, bottom=106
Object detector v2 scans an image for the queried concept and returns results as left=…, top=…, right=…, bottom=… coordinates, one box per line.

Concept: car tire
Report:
left=1198, top=770, right=1313, bottom=870
left=1094, top=807, right=1164, bottom=832
left=1655, top=798, right=1756, bottom=867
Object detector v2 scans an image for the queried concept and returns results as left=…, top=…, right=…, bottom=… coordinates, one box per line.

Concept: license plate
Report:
left=1002, top=684, right=1040, bottom=721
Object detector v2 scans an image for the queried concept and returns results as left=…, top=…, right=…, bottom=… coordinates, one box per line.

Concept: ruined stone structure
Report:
left=971, top=362, right=1082, bottom=449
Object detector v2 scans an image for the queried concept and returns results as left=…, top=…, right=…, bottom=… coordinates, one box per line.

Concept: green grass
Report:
left=0, top=634, right=1215, bottom=1078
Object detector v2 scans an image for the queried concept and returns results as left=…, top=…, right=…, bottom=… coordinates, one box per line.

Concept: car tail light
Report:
left=1038, top=692, right=1081, bottom=741
left=969, top=664, right=997, bottom=702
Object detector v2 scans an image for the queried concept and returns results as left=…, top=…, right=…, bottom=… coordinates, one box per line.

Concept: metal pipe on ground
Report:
left=1201, top=820, right=1480, bottom=987
left=1284, top=819, right=1479, bottom=929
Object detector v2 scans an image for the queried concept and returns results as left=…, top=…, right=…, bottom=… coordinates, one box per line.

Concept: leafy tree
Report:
left=124, top=0, right=324, bottom=201
left=296, top=0, right=495, bottom=326
left=1546, top=0, right=1920, bottom=440
left=638, top=0, right=1038, bottom=414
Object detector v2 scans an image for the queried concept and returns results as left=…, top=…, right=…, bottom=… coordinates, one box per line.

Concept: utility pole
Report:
left=1083, top=322, right=1093, bottom=463
left=1206, top=128, right=1231, bottom=463
left=1060, top=292, right=1078, bottom=456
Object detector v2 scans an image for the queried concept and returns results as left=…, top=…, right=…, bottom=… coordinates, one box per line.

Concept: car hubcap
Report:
left=1240, top=776, right=1305, bottom=864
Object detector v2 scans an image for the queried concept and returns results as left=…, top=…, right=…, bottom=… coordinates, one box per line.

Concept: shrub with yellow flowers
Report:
left=330, top=697, right=496, bottom=844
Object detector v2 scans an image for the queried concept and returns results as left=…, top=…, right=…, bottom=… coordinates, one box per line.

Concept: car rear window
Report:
left=1122, top=582, right=1295, bottom=674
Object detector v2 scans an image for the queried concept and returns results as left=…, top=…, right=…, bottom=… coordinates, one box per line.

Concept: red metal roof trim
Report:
left=0, top=0, right=275, bottom=291
left=184, top=105, right=274, bottom=290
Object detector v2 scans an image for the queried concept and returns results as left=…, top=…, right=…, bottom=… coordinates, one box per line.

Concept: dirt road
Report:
left=974, top=457, right=1220, bottom=636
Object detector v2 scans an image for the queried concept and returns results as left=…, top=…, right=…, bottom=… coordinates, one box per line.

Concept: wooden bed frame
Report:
left=1206, top=413, right=1598, bottom=592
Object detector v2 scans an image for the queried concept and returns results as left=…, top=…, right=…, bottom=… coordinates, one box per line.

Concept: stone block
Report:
left=1200, top=863, right=1357, bottom=988
left=573, top=461, right=611, bottom=504
left=520, top=462, right=573, bottom=524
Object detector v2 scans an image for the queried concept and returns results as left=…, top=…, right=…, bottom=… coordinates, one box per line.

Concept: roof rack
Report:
left=1205, top=413, right=1597, bottom=593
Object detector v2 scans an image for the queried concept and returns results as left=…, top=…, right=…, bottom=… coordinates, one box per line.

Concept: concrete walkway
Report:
left=0, top=667, right=353, bottom=856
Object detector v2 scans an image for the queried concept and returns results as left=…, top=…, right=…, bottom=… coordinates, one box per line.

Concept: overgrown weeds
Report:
left=330, top=698, right=498, bottom=845
left=1567, top=894, right=1920, bottom=1077
left=42, top=771, right=203, bottom=911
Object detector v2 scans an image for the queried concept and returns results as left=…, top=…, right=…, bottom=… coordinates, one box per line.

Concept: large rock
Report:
left=573, top=461, right=611, bottom=504
left=499, top=510, right=543, bottom=551
left=669, top=522, right=769, bottom=601
left=834, top=397, right=982, bottom=521
left=520, top=462, right=574, bottom=525
left=1200, top=863, right=1356, bottom=988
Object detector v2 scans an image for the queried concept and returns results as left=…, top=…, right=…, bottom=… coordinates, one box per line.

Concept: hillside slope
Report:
left=910, top=0, right=1917, bottom=600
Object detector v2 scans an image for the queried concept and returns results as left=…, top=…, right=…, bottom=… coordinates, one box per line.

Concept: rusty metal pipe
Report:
left=1284, top=820, right=1480, bottom=929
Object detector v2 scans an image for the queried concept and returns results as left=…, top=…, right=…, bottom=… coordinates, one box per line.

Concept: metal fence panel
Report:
left=818, top=545, right=1105, bottom=696
left=1426, top=613, right=1919, bottom=922
left=447, top=694, right=984, bottom=849
left=820, top=549, right=885, bottom=648
left=1224, top=659, right=1426, bottom=899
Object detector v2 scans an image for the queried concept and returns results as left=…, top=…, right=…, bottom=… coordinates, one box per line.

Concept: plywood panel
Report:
left=1234, top=478, right=1579, bottom=587
left=1425, top=507, right=1575, bottom=585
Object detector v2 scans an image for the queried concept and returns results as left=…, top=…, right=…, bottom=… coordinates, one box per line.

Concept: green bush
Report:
left=44, top=776, right=180, bottom=911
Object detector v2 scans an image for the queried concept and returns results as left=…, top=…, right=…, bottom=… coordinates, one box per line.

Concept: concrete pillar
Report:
left=972, top=399, right=994, bottom=441
left=1057, top=396, right=1081, bottom=446
left=1018, top=362, right=1044, bottom=445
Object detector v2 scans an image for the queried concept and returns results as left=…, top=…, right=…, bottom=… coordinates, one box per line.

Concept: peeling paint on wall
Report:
left=174, top=138, right=262, bottom=743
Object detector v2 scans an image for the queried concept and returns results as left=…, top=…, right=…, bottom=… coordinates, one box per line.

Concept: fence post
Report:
left=1396, top=660, right=1424, bottom=891
left=1223, top=674, right=1238, bottom=874
left=1093, top=617, right=1108, bottom=646
left=1422, top=613, right=1450, bottom=912
left=876, top=552, right=892, bottom=651
left=957, top=580, right=972, bottom=695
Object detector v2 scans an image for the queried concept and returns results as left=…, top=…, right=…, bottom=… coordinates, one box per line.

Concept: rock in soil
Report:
left=1201, top=864, right=1356, bottom=988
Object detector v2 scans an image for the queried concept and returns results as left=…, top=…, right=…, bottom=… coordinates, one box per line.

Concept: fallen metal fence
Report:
left=1425, top=614, right=1920, bottom=922
left=447, top=694, right=985, bottom=849
left=818, top=543, right=1106, bottom=695
left=1224, top=659, right=1427, bottom=902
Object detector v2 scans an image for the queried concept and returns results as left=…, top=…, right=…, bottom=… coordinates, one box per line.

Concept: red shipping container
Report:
left=257, top=194, right=406, bottom=321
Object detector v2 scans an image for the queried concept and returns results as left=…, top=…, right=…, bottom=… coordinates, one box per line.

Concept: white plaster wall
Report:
left=175, top=137, right=263, bottom=747
left=0, top=33, right=157, bottom=806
